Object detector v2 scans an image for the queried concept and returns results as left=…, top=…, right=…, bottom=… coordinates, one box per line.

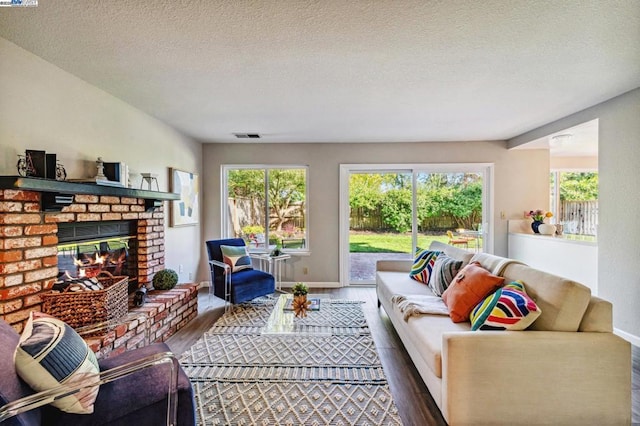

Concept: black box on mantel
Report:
left=45, top=154, right=57, bottom=180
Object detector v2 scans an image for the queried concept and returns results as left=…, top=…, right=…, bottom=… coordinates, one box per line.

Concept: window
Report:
left=223, top=166, right=308, bottom=252
left=550, top=171, right=598, bottom=236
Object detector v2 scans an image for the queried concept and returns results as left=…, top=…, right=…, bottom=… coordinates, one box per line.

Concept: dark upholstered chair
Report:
left=206, top=238, right=275, bottom=305
left=0, top=318, right=196, bottom=426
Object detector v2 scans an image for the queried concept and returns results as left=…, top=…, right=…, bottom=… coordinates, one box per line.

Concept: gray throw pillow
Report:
left=428, top=255, right=464, bottom=297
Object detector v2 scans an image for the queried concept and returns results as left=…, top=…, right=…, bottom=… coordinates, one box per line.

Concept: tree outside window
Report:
left=225, top=167, right=307, bottom=251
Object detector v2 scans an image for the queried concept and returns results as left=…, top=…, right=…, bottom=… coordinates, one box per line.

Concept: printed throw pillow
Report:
left=470, top=280, right=542, bottom=331
left=220, top=245, right=253, bottom=273
left=428, top=255, right=463, bottom=296
left=442, top=261, right=505, bottom=323
left=14, top=312, right=100, bottom=414
left=409, top=248, right=441, bottom=284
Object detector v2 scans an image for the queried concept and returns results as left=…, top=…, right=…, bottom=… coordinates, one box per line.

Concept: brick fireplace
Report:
left=0, top=184, right=197, bottom=353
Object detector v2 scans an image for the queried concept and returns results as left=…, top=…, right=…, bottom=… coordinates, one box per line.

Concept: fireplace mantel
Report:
left=0, top=176, right=179, bottom=211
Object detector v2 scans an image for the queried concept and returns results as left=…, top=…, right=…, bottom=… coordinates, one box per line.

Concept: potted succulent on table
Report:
left=291, top=282, right=311, bottom=318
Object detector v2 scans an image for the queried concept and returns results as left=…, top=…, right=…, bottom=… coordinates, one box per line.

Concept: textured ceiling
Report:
left=0, top=0, right=639, bottom=143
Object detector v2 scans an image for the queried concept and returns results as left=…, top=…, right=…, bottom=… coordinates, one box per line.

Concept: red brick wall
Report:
left=0, top=189, right=166, bottom=332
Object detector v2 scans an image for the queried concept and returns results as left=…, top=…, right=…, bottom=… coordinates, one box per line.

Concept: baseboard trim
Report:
left=281, top=281, right=342, bottom=288
left=614, top=328, right=640, bottom=347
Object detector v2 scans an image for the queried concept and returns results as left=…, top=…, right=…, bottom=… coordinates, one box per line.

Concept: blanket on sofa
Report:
left=391, top=294, right=449, bottom=320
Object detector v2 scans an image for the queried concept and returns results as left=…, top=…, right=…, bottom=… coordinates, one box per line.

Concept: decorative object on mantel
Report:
left=103, top=161, right=128, bottom=187
left=525, top=209, right=553, bottom=234
left=68, top=157, right=125, bottom=187
left=16, top=150, right=66, bottom=180
left=140, top=172, right=159, bottom=191
left=170, top=168, right=199, bottom=227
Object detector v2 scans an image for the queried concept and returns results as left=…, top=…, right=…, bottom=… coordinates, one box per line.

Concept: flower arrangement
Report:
left=291, top=282, right=310, bottom=318
left=526, top=210, right=553, bottom=222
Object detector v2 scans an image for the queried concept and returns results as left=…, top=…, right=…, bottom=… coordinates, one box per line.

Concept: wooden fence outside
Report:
left=350, top=207, right=458, bottom=231
left=558, top=200, right=598, bottom=235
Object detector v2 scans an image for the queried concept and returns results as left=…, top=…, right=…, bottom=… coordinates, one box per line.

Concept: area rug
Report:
left=179, top=296, right=403, bottom=425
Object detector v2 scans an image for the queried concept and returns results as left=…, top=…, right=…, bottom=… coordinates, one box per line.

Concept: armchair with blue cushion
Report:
left=206, top=238, right=275, bottom=305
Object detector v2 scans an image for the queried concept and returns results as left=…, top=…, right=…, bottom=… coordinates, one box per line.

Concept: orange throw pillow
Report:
left=442, top=262, right=505, bottom=323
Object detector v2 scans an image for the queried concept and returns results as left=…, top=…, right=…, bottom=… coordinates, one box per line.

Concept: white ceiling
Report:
left=513, top=119, right=599, bottom=157
left=0, top=0, right=639, bottom=144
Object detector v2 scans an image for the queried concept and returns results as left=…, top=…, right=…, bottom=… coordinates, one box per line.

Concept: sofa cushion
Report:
left=403, top=312, right=470, bottom=378
left=442, top=262, right=504, bottom=323
left=409, top=248, right=441, bottom=284
left=220, top=244, right=253, bottom=272
left=14, top=312, right=100, bottom=414
left=377, top=271, right=437, bottom=303
left=428, top=255, right=464, bottom=296
left=501, top=263, right=591, bottom=331
left=469, top=280, right=541, bottom=330
left=578, top=296, right=613, bottom=332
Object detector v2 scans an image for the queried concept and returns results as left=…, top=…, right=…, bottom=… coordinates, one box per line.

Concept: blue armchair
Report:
left=206, top=238, right=275, bottom=305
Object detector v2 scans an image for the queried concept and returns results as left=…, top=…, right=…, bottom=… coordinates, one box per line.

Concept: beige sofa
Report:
left=376, top=241, right=631, bottom=426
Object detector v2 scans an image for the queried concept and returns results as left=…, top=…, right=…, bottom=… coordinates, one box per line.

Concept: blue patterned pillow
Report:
left=14, top=312, right=100, bottom=414
left=220, top=245, right=253, bottom=272
left=428, top=255, right=464, bottom=296
left=409, top=248, right=441, bottom=284
left=470, top=280, right=542, bottom=330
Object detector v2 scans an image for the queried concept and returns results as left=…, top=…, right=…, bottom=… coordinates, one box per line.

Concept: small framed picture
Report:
left=170, top=168, right=199, bottom=227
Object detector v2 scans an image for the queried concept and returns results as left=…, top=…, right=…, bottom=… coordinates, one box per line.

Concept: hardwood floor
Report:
left=167, top=287, right=639, bottom=425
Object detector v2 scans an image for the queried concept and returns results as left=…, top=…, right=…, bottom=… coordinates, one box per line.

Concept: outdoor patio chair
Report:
left=206, top=238, right=275, bottom=305
left=446, top=230, right=470, bottom=248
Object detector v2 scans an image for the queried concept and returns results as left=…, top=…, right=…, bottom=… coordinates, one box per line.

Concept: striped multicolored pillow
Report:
left=428, top=255, right=463, bottom=296
left=470, top=280, right=542, bottom=330
left=409, top=248, right=441, bottom=284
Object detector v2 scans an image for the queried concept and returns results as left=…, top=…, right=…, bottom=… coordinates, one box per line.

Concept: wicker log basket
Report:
left=42, top=271, right=129, bottom=329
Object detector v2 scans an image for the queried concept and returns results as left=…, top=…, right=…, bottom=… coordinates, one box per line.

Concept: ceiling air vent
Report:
left=233, top=133, right=261, bottom=139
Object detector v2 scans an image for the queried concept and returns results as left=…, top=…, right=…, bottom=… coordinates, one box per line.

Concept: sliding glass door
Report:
left=340, top=164, right=492, bottom=286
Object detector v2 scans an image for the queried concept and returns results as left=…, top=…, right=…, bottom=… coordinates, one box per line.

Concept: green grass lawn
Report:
left=349, top=231, right=450, bottom=253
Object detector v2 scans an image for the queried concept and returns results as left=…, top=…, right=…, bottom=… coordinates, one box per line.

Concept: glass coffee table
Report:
left=262, top=293, right=334, bottom=335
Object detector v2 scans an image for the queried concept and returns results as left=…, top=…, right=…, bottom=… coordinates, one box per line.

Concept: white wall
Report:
left=201, top=141, right=549, bottom=284
left=510, top=88, right=640, bottom=344
left=0, top=38, right=203, bottom=284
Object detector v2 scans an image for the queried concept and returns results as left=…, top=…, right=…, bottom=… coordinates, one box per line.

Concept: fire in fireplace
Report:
left=56, top=221, right=138, bottom=291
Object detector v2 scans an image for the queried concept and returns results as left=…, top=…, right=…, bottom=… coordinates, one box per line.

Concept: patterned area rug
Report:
left=180, top=296, right=403, bottom=425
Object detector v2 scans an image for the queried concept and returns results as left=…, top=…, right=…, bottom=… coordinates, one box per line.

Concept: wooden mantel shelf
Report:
left=0, top=176, right=179, bottom=211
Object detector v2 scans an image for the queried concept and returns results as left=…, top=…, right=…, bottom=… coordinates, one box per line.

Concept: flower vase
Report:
left=538, top=223, right=556, bottom=235
left=531, top=220, right=543, bottom=234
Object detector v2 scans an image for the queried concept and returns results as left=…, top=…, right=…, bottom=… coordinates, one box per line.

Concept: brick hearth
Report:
left=87, top=283, right=198, bottom=359
left=0, top=189, right=196, bottom=348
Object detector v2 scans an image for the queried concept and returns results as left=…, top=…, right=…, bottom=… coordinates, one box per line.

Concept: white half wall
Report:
left=0, top=37, right=203, bottom=284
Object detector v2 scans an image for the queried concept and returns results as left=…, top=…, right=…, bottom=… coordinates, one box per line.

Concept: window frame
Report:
left=221, top=164, right=310, bottom=254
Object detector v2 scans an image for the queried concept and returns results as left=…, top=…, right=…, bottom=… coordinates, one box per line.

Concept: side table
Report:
left=254, top=254, right=291, bottom=292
